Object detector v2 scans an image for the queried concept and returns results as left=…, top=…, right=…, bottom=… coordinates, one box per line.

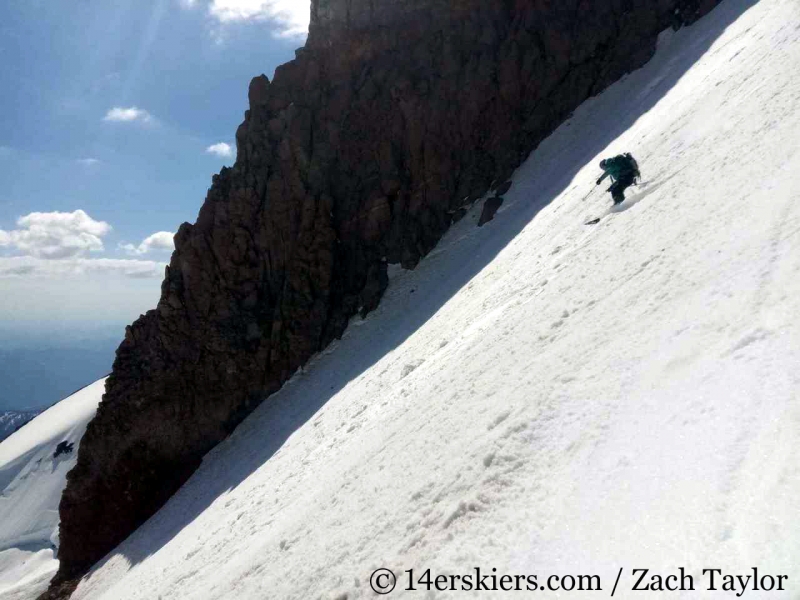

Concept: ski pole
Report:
left=580, top=184, right=599, bottom=202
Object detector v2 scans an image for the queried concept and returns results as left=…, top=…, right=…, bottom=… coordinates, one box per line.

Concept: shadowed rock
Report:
left=478, top=197, right=505, bottom=227
left=494, top=180, right=513, bottom=196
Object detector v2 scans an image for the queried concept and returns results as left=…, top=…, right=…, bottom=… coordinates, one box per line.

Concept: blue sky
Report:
left=0, top=0, right=307, bottom=339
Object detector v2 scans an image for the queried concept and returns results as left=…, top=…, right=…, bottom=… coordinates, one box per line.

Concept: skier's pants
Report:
left=609, top=174, right=635, bottom=204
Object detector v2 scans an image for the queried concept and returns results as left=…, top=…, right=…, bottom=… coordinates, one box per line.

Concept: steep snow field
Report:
left=0, top=380, right=103, bottom=600
left=62, top=0, right=800, bottom=598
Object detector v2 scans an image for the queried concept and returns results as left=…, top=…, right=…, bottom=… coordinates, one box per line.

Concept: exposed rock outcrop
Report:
left=49, top=0, right=722, bottom=592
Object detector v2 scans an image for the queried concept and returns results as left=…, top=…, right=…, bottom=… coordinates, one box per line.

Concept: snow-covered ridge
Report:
left=0, top=413, right=39, bottom=444
left=0, top=379, right=104, bottom=600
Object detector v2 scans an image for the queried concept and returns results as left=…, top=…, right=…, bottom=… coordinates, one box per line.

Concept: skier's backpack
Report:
left=624, top=153, right=641, bottom=181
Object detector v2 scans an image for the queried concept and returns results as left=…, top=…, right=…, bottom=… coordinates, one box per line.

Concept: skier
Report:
left=596, top=153, right=640, bottom=204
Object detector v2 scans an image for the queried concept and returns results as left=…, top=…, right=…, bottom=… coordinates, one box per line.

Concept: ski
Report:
left=584, top=179, right=649, bottom=225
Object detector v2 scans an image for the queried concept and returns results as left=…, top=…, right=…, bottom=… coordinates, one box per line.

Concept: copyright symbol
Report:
left=370, top=568, right=397, bottom=595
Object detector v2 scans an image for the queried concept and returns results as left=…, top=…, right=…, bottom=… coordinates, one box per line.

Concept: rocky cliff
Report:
left=47, top=0, right=721, bottom=594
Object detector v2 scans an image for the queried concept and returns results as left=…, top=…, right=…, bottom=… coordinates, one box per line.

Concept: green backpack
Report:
left=624, top=153, right=641, bottom=180
left=611, top=153, right=641, bottom=180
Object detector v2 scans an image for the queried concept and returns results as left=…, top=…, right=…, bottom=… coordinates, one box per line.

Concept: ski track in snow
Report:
left=52, top=1, right=800, bottom=598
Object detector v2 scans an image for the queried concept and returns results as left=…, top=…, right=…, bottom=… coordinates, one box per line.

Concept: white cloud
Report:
left=0, top=211, right=170, bottom=280
left=206, top=142, right=233, bottom=158
left=0, top=255, right=164, bottom=279
left=208, top=0, right=310, bottom=38
left=77, top=158, right=101, bottom=166
left=119, top=231, right=175, bottom=256
left=0, top=210, right=112, bottom=259
left=103, top=106, right=153, bottom=123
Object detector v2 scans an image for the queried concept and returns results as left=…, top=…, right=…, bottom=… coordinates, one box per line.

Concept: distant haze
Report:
left=0, top=273, right=154, bottom=411
left=0, top=336, right=118, bottom=411
left=0, top=274, right=161, bottom=333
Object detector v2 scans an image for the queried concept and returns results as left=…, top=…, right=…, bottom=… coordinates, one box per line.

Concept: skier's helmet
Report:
left=599, top=159, right=608, bottom=169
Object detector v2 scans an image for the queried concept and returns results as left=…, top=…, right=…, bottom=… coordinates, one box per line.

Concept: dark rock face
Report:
left=51, top=0, right=722, bottom=589
left=494, top=180, right=513, bottom=197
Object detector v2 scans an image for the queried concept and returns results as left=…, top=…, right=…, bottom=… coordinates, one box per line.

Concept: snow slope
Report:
left=0, top=380, right=104, bottom=600
left=64, top=0, right=799, bottom=598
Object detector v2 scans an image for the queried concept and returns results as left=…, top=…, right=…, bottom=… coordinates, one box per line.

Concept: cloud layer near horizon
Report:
left=0, top=210, right=168, bottom=279
left=0, top=255, right=164, bottom=279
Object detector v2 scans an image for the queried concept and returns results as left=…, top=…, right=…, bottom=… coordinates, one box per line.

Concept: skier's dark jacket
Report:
left=597, top=154, right=639, bottom=184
